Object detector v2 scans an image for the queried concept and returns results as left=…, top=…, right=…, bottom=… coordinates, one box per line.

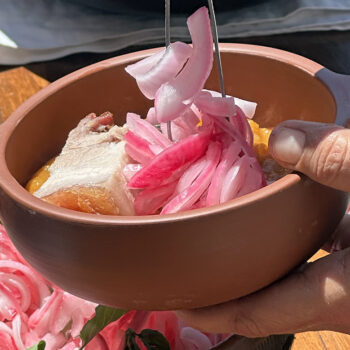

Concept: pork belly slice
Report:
left=34, top=112, right=135, bottom=216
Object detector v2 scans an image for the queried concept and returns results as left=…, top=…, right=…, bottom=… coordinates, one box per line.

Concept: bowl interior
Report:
left=5, top=48, right=336, bottom=187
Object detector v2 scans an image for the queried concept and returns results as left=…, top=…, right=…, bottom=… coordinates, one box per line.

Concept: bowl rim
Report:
left=0, top=43, right=329, bottom=226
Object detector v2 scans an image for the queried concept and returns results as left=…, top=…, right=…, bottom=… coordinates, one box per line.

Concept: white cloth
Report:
left=1, top=0, right=350, bottom=64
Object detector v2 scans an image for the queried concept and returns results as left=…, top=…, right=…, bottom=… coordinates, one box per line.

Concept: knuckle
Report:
left=228, top=303, right=269, bottom=337
left=310, top=132, right=350, bottom=185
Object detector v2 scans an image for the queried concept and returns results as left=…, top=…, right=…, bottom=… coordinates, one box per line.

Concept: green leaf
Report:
left=124, top=328, right=140, bottom=350
left=138, top=329, right=170, bottom=350
left=80, top=305, right=126, bottom=349
left=26, top=341, right=46, bottom=350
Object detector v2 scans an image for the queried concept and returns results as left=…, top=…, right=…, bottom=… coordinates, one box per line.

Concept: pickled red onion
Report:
left=126, top=113, right=171, bottom=148
left=194, top=90, right=236, bottom=117
left=229, top=106, right=254, bottom=147
left=125, top=42, right=192, bottom=99
left=160, top=107, right=201, bottom=142
left=176, top=157, right=207, bottom=195
left=237, top=165, right=263, bottom=197
left=203, top=89, right=257, bottom=119
left=155, top=7, right=213, bottom=122
left=128, top=130, right=211, bottom=189
left=145, top=107, right=157, bottom=125
left=220, top=156, right=252, bottom=203
left=124, top=131, right=155, bottom=165
left=206, top=141, right=241, bottom=206
left=161, top=142, right=221, bottom=214
left=134, top=181, right=177, bottom=215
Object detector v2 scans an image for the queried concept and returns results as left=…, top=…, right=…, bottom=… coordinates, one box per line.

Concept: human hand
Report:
left=178, top=120, right=350, bottom=337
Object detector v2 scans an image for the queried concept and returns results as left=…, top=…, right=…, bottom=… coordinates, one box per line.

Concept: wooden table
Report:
left=1, top=67, right=350, bottom=350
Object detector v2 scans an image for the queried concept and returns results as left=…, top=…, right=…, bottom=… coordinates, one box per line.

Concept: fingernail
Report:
left=270, top=127, right=305, bottom=165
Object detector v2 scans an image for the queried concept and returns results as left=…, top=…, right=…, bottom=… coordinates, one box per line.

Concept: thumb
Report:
left=177, top=248, right=350, bottom=337
left=269, top=120, right=350, bottom=192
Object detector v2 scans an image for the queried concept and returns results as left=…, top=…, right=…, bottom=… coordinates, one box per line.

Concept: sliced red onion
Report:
left=134, top=182, right=177, bottom=215
left=125, top=144, right=152, bottom=165
left=146, top=107, right=158, bottom=125
left=210, top=121, right=266, bottom=188
left=220, top=156, right=250, bottom=203
left=161, top=142, right=221, bottom=214
left=125, top=48, right=165, bottom=77
left=160, top=120, right=189, bottom=142
left=126, top=42, right=192, bottom=99
left=234, top=97, right=257, bottom=119
left=128, top=130, right=211, bottom=189
left=190, top=188, right=209, bottom=210
left=237, top=162, right=263, bottom=197
left=124, top=131, right=155, bottom=165
left=229, top=106, right=254, bottom=147
left=149, top=144, right=164, bottom=155
left=203, top=89, right=257, bottom=119
left=190, top=104, right=214, bottom=129
left=160, top=107, right=200, bottom=142
left=194, top=90, right=236, bottom=117
left=176, top=157, right=207, bottom=194
left=206, top=141, right=241, bottom=206
left=211, top=116, right=255, bottom=158
left=155, top=7, right=213, bottom=122
left=126, top=113, right=171, bottom=148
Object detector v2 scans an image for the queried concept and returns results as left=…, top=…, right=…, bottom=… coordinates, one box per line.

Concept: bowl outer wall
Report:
left=0, top=44, right=348, bottom=309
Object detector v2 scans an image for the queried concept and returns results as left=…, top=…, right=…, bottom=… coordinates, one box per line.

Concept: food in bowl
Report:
left=26, top=7, right=288, bottom=216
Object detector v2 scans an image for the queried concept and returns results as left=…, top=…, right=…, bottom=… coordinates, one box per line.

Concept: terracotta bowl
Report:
left=0, top=44, right=348, bottom=310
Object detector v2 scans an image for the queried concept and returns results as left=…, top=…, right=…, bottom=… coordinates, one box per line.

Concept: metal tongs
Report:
left=164, top=0, right=226, bottom=141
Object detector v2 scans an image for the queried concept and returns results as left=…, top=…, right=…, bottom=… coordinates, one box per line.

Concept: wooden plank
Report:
left=319, top=331, right=350, bottom=350
left=309, top=249, right=328, bottom=262
left=292, top=332, right=327, bottom=350
left=0, top=67, right=49, bottom=121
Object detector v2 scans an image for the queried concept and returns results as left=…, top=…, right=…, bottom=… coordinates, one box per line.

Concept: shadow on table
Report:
left=212, top=333, right=294, bottom=349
